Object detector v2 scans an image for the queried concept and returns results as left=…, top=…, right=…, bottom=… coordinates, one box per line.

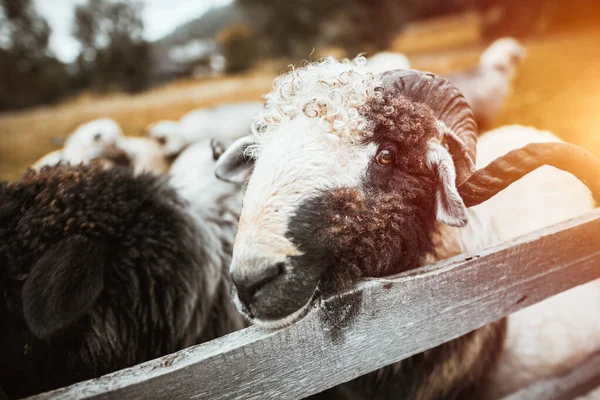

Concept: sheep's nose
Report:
left=232, top=262, right=286, bottom=309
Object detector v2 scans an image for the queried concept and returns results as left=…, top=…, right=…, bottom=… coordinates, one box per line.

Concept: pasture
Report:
left=1, top=26, right=600, bottom=181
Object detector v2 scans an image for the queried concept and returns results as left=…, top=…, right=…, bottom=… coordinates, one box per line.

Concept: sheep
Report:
left=33, top=133, right=168, bottom=176
left=99, top=137, right=170, bottom=175
left=146, top=101, right=265, bottom=159
left=0, top=155, right=246, bottom=398
left=446, top=37, right=526, bottom=128
left=214, top=56, right=599, bottom=399
left=362, top=39, right=525, bottom=129
left=32, top=118, right=124, bottom=169
left=465, top=125, right=600, bottom=398
left=365, top=51, right=411, bottom=75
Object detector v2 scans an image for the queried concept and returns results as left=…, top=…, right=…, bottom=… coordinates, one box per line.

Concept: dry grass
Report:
left=1, top=27, right=600, bottom=181
left=407, top=27, right=600, bottom=153
left=0, top=72, right=275, bottom=180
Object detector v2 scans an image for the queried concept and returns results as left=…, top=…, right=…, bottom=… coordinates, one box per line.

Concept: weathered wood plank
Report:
left=29, top=209, right=600, bottom=400
left=503, top=350, right=600, bottom=400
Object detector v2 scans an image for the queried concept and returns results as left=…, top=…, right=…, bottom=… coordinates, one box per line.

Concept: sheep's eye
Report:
left=495, top=64, right=509, bottom=73
left=156, top=137, right=167, bottom=146
left=93, top=133, right=102, bottom=142
left=376, top=148, right=394, bottom=166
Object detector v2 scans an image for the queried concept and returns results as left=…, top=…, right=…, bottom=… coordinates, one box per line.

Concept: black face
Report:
left=282, top=96, right=443, bottom=311
left=232, top=257, right=321, bottom=322
left=286, top=155, right=439, bottom=301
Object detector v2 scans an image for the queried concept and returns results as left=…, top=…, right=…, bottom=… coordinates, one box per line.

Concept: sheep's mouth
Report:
left=249, top=293, right=318, bottom=330
left=231, top=270, right=320, bottom=329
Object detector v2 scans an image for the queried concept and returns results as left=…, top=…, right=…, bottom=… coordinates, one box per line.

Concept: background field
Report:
left=1, top=25, right=599, bottom=181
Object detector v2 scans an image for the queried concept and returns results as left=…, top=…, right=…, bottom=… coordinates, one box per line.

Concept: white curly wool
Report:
left=250, top=56, right=382, bottom=157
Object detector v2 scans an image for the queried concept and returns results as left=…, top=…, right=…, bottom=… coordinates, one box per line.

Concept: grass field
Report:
left=1, top=26, right=600, bottom=181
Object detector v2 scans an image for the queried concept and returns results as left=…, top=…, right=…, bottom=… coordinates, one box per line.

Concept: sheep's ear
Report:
left=23, top=235, right=105, bottom=341
left=93, top=144, right=134, bottom=170
left=50, top=136, right=65, bottom=146
left=215, top=135, right=255, bottom=184
left=426, top=142, right=469, bottom=227
left=210, top=138, right=227, bottom=161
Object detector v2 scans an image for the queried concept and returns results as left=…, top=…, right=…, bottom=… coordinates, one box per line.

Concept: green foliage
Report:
left=73, top=0, right=152, bottom=93
left=235, top=0, right=479, bottom=59
left=217, top=24, right=257, bottom=73
left=0, top=0, right=69, bottom=110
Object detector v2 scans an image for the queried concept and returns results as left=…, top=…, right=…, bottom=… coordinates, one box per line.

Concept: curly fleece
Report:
left=275, top=59, right=506, bottom=400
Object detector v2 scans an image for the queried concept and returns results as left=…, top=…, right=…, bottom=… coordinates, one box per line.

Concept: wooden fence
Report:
left=29, top=209, right=600, bottom=400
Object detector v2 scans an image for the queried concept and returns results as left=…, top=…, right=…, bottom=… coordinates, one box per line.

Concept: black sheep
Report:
left=0, top=164, right=243, bottom=398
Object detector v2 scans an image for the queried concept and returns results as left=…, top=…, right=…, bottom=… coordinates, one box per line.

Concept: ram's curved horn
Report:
left=381, top=69, right=478, bottom=184
left=458, top=142, right=600, bottom=207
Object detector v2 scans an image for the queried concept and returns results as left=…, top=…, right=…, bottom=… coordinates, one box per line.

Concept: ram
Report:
left=146, top=101, right=264, bottom=159
left=215, top=56, right=599, bottom=399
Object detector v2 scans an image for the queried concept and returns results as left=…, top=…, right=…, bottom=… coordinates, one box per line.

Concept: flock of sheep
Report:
left=1, top=36, right=599, bottom=400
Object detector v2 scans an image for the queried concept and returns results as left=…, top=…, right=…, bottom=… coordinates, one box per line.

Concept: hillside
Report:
left=1, top=25, right=600, bottom=181
left=153, top=4, right=244, bottom=50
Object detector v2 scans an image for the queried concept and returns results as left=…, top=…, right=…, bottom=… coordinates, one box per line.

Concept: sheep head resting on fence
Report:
left=215, top=56, right=478, bottom=328
left=216, top=56, right=600, bottom=330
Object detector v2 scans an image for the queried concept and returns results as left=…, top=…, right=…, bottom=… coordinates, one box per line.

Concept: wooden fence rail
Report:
left=30, top=208, right=600, bottom=400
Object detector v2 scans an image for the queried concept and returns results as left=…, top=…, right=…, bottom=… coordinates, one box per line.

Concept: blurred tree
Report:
left=216, top=24, right=258, bottom=73
left=0, top=0, right=69, bottom=110
left=72, top=0, right=152, bottom=93
left=236, top=0, right=351, bottom=58
left=236, top=0, right=566, bottom=60
left=235, top=0, right=477, bottom=59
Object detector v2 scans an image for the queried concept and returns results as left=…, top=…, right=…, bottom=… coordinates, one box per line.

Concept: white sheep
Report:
left=469, top=125, right=600, bottom=399
left=365, top=51, right=411, bottom=74
left=447, top=37, right=526, bottom=128
left=214, top=56, right=599, bottom=399
left=32, top=119, right=168, bottom=176
left=32, top=118, right=124, bottom=170
left=146, top=101, right=264, bottom=158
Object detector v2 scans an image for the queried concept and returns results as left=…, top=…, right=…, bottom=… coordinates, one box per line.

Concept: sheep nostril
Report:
left=232, top=261, right=287, bottom=308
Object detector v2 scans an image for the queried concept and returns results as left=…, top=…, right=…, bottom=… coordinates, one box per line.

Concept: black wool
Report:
left=0, top=164, right=240, bottom=398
